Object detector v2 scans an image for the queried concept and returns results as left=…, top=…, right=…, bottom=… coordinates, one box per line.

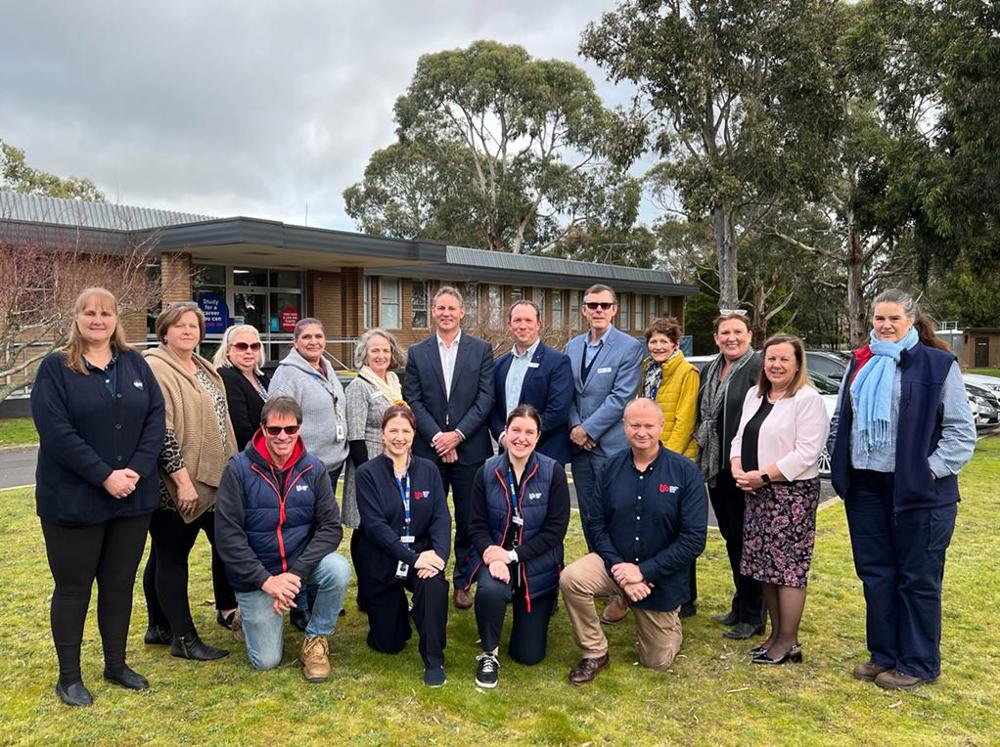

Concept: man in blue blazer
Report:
left=564, top=283, right=644, bottom=541
left=403, top=286, right=495, bottom=609
left=490, top=300, right=573, bottom=464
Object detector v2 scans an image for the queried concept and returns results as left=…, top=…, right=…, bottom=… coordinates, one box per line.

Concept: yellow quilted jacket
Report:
left=638, top=353, right=700, bottom=459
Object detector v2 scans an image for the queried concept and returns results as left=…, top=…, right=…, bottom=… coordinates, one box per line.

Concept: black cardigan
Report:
left=352, top=455, right=451, bottom=596
left=31, top=350, right=166, bottom=526
left=219, top=365, right=270, bottom=449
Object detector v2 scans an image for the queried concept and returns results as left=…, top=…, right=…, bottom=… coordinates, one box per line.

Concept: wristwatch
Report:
left=507, top=549, right=519, bottom=563
left=761, top=473, right=771, bottom=484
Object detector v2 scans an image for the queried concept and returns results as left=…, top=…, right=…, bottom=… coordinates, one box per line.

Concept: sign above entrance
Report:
left=279, top=306, right=300, bottom=333
left=198, top=292, right=229, bottom=334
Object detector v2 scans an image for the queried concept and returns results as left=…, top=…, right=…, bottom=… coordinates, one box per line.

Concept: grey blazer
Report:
left=564, top=325, right=645, bottom=457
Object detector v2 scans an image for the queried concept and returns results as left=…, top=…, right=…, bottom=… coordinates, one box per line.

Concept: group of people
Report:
left=32, top=281, right=976, bottom=706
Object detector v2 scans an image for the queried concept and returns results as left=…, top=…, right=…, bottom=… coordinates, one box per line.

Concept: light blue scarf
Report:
left=850, top=326, right=919, bottom=452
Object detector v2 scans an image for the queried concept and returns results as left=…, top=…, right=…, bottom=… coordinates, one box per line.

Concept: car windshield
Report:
left=809, top=371, right=841, bottom=395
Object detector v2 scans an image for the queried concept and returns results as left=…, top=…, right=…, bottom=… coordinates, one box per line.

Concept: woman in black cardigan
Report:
left=352, top=405, right=452, bottom=687
left=31, top=288, right=166, bottom=706
left=214, top=325, right=270, bottom=449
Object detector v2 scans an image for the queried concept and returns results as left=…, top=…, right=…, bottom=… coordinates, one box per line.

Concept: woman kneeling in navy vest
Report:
left=468, top=404, right=571, bottom=689
left=353, top=405, right=452, bottom=687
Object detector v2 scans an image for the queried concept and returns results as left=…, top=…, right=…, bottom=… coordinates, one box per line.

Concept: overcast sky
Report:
left=0, top=0, right=649, bottom=231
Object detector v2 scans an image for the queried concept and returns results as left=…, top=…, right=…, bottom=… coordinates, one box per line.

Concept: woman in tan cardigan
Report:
left=142, top=303, right=237, bottom=661
left=638, top=317, right=700, bottom=616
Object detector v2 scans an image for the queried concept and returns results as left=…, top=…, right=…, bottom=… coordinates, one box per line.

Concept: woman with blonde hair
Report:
left=214, top=324, right=270, bottom=449
left=32, top=287, right=165, bottom=705
left=142, top=302, right=238, bottom=660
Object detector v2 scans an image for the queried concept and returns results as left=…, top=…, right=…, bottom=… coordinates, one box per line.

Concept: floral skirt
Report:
left=740, top=478, right=820, bottom=588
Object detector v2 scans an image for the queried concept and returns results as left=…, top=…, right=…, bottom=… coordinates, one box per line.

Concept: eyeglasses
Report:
left=584, top=301, right=616, bottom=311
left=718, top=308, right=748, bottom=316
left=231, top=341, right=262, bottom=352
left=263, top=425, right=301, bottom=436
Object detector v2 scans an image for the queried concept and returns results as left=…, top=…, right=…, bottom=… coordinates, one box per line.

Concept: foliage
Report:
left=1, top=438, right=999, bottom=744
left=581, top=0, right=845, bottom=309
left=1, top=141, right=105, bottom=202
left=345, top=41, right=640, bottom=254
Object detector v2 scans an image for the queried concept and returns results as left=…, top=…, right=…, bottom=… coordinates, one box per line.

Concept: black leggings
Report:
left=474, top=565, right=558, bottom=665
left=143, top=509, right=236, bottom=639
left=710, top=470, right=764, bottom=625
left=41, top=514, right=151, bottom=685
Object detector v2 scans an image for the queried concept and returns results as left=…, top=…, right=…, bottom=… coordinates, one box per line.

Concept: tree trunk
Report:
left=845, top=211, right=867, bottom=348
left=713, top=205, right=738, bottom=311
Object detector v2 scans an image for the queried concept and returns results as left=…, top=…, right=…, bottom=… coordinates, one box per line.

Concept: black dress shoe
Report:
left=723, top=622, right=765, bottom=639
left=55, top=680, right=93, bottom=707
left=170, top=633, right=229, bottom=661
left=679, top=601, right=697, bottom=619
left=711, top=610, right=738, bottom=626
left=144, top=625, right=172, bottom=645
left=104, top=665, right=149, bottom=690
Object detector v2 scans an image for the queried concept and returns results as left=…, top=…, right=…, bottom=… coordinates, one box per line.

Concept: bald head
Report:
left=624, top=398, right=664, bottom=454
left=624, top=398, right=664, bottom=423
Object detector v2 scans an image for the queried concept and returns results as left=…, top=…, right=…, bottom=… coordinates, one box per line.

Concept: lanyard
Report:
left=395, top=473, right=412, bottom=545
left=507, top=467, right=523, bottom=521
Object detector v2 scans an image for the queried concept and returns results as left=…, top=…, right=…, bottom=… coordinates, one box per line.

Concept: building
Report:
left=1, top=191, right=697, bottom=376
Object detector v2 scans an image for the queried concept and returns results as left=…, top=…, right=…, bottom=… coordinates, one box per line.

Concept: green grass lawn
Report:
left=967, top=368, right=999, bottom=377
left=0, top=417, right=38, bottom=447
left=1, top=440, right=997, bottom=746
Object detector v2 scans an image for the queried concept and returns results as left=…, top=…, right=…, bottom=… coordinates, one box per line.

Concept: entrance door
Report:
left=975, top=337, right=990, bottom=368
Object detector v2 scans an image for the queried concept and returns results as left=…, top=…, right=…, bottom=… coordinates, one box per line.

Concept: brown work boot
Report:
left=453, top=587, right=473, bottom=610
left=852, top=660, right=891, bottom=682
left=875, top=669, right=937, bottom=690
left=600, top=596, right=629, bottom=625
left=230, top=608, right=244, bottom=643
left=568, top=654, right=610, bottom=685
left=301, top=636, right=330, bottom=682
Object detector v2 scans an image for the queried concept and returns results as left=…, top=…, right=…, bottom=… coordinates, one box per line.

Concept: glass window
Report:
left=270, top=269, right=303, bottom=289
left=488, top=285, right=502, bottom=328
left=412, top=280, right=428, bottom=329
left=234, top=292, right=266, bottom=333
left=570, top=290, right=581, bottom=330
left=381, top=278, right=401, bottom=329
left=532, top=288, right=544, bottom=307
left=233, top=267, right=268, bottom=288
left=619, top=294, right=630, bottom=330
left=511, top=287, right=524, bottom=303
left=270, top=292, right=302, bottom=335
left=462, top=283, right=480, bottom=324
left=193, top=264, right=226, bottom=289
left=634, top=295, right=644, bottom=331
left=364, top=277, right=374, bottom=329
left=552, top=290, right=564, bottom=330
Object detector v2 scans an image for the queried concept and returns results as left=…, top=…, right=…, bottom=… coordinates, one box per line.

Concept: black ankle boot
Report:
left=104, top=665, right=150, bottom=690
left=144, top=624, right=172, bottom=645
left=169, top=632, right=229, bottom=661
left=55, top=680, right=93, bottom=706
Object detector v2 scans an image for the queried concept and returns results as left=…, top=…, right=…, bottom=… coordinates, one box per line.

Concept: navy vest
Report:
left=831, top=343, right=959, bottom=511
left=230, top=448, right=325, bottom=580
left=477, top=451, right=563, bottom=602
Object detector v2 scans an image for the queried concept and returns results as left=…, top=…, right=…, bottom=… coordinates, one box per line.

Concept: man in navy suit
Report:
left=564, top=284, right=645, bottom=623
left=403, top=286, right=495, bottom=609
left=490, top=300, right=573, bottom=465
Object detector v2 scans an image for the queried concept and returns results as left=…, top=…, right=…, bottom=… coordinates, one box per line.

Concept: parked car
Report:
left=965, top=381, right=1000, bottom=429
left=805, top=350, right=850, bottom=381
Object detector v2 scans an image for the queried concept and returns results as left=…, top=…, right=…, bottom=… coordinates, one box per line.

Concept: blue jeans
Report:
left=235, top=552, right=351, bottom=670
left=570, top=450, right=609, bottom=551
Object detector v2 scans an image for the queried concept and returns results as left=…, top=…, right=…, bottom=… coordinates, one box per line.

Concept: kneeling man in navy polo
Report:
left=215, top=395, right=351, bottom=682
left=560, top=398, right=707, bottom=684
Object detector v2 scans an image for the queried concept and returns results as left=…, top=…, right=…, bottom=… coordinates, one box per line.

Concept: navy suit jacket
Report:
left=403, top=332, right=495, bottom=465
left=489, top=341, right=573, bottom=464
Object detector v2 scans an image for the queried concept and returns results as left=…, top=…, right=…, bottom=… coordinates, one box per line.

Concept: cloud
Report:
left=0, top=0, right=645, bottom=230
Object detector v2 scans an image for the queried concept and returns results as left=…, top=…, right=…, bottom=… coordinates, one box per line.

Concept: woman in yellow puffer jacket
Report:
left=638, top=317, right=701, bottom=616
left=638, top=318, right=700, bottom=459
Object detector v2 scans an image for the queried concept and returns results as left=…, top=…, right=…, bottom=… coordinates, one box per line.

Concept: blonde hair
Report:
left=213, top=324, right=266, bottom=373
left=756, top=334, right=810, bottom=397
left=353, top=328, right=405, bottom=369
left=62, top=287, right=132, bottom=375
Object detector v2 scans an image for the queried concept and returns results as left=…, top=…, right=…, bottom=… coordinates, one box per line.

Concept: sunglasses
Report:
left=584, top=301, right=615, bottom=311
left=231, top=341, right=262, bottom=352
left=719, top=308, right=748, bottom=316
left=263, top=425, right=301, bottom=436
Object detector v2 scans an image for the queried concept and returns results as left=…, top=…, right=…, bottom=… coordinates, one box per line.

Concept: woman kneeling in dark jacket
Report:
left=468, top=404, right=570, bottom=689
left=353, top=405, right=452, bottom=687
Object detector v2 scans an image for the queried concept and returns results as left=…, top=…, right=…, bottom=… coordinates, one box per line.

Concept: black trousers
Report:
left=437, top=460, right=481, bottom=586
left=474, top=564, right=558, bottom=665
left=710, top=470, right=764, bottom=625
left=143, top=508, right=236, bottom=638
left=41, top=513, right=151, bottom=685
left=362, top=571, right=449, bottom=668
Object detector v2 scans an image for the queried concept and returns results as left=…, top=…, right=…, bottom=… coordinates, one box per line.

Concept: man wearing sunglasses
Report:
left=215, top=396, right=351, bottom=682
left=564, top=284, right=645, bottom=624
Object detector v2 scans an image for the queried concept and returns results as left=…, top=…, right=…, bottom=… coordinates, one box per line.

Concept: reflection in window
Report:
left=233, top=267, right=268, bottom=287
left=234, top=292, right=266, bottom=332
left=619, top=294, right=630, bottom=330
left=412, top=281, right=428, bottom=329
left=634, top=295, right=644, bottom=331
left=364, top=277, right=374, bottom=329
left=488, top=285, right=502, bottom=329
left=570, top=290, right=581, bottom=330
left=552, top=290, right=563, bottom=330
left=381, top=278, right=401, bottom=329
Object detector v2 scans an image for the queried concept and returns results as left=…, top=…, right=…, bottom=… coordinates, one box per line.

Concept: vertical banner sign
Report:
left=198, top=293, right=230, bottom=334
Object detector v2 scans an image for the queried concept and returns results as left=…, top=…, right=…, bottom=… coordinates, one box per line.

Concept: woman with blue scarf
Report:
left=831, top=289, right=976, bottom=691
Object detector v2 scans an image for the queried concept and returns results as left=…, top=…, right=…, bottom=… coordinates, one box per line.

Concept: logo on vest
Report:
left=413, top=490, right=426, bottom=500
left=295, top=484, right=309, bottom=492
left=658, top=484, right=678, bottom=493
left=528, top=492, right=542, bottom=501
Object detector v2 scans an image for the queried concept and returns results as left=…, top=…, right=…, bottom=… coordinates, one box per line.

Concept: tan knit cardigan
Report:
left=143, top=345, right=237, bottom=522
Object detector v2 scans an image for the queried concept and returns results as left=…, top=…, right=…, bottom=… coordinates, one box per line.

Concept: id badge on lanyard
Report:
left=397, top=473, right=415, bottom=545
left=508, top=468, right=524, bottom=527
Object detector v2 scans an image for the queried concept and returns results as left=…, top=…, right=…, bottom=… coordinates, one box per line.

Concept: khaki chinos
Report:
left=560, top=552, right=683, bottom=671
